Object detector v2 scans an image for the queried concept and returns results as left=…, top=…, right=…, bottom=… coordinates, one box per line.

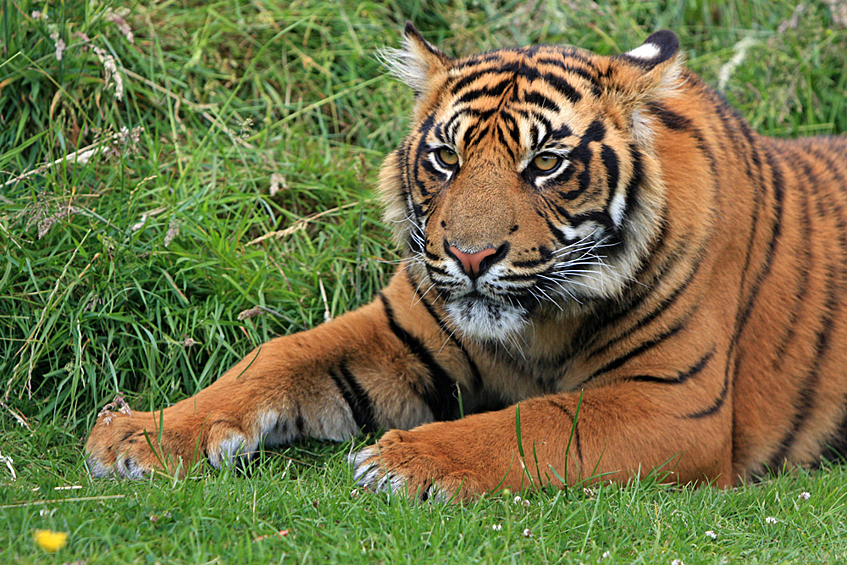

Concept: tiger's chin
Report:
left=444, top=294, right=528, bottom=343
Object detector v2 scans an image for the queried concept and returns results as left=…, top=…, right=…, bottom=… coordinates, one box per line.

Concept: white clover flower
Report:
left=798, top=491, right=811, bottom=500
left=671, top=560, right=685, bottom=565
left=705, top=530, right=717, bottom=540
left=522, top=528, right=532, bottom=538
left=513, top=495, right=522, bottom=504
left=49, top=31, right=65, bottom=61
left=765, top=516, right=778, bottom=524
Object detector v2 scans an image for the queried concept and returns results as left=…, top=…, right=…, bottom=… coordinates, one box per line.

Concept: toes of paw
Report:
left=116, top=455, right=148, bottom=480
left=207, top=433, right=256, bottom=469
left=86, top=455, right=114, bottom=478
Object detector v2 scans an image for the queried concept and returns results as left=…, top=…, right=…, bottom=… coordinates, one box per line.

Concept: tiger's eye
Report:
left=533, top=153, right=561, bottom=172
left=437, top=147, right=459, bottom=166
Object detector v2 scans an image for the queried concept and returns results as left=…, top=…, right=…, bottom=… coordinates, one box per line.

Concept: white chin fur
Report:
left=445, top=296, right=527, bottom=342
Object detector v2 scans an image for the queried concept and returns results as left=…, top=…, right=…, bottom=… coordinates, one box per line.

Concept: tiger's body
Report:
left=85, top=27, right=847, bottom=499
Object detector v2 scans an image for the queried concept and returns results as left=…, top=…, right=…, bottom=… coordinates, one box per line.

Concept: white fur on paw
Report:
left=348, top=446, right=377, bottom=471
left=86, top=455, right=113, bottom=479
left=114, top=454, right=149, bottom=479
left=207, top=433, right=255, bottom=469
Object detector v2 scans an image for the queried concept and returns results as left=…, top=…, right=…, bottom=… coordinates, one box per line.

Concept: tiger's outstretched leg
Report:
left=84, top=274, right=478, bottom=478
left=350, top=379, right=734, bottom=501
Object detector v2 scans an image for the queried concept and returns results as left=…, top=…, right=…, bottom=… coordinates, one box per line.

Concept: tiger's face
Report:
left=379, top=26, right=681, bottom=342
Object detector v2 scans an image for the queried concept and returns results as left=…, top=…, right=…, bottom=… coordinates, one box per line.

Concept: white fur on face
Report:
left=445, top=296, right=527, bottom=342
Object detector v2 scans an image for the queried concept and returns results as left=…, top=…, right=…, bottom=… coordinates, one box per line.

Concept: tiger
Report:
left=84, top=24, right=847, bottom=500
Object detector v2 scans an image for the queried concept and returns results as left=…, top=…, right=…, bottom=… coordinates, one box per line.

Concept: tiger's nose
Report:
left=446, top=243, right=507, bottom=279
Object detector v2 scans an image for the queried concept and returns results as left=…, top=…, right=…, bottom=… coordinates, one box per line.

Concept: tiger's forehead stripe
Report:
left=446, top=46, right=604, bottom=104
left=421, top=48, right=609, bottom=159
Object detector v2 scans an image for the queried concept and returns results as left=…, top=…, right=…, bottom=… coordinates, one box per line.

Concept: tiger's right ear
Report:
left=380, top=22, right=452, bottom=99
left=604, top=30, right=683, bottom=109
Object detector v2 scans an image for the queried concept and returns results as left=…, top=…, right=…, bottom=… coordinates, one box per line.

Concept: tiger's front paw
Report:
left=84, top=396, right=256, bottom=479
left=349, top=426, right=492, bottom=502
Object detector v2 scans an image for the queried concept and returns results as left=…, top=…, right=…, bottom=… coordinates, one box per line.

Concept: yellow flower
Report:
left=34, top=529, right=68, bottom=552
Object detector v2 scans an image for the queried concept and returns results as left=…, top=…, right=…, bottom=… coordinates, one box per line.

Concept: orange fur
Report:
left=85, top=27, right=847, bottom=500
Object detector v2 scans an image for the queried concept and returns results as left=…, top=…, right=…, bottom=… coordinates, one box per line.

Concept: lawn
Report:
left=1, top=0, right=847, bottom=562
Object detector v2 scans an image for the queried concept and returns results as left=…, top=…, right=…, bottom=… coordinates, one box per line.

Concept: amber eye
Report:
left=532, top=153, right=561, bottom=172
left=436, top=147, right=459, bottom=167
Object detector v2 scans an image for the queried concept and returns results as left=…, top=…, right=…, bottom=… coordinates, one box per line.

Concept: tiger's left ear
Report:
left=380, top=22, right=453, bottom=100
left=604, top=30, right=683, bottom=109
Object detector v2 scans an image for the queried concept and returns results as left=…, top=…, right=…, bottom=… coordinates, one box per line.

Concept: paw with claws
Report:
left=84, top=396, right=256, bottom=479
left=349, top=416, right=515, bottom=501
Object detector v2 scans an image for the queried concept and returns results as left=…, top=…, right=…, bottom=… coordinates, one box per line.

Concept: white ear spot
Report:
left=626, top=42, right=661, bottom=61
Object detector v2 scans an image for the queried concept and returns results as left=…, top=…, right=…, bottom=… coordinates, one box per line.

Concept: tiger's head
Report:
left=379, top=24, right=683, bottom=342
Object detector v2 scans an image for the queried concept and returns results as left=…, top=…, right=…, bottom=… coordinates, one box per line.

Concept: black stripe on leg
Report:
left=548, top=399, right=583, bottom=468
left=328, top=362, right=380, bottom=434
left=379, top=292, right=461, bottom=421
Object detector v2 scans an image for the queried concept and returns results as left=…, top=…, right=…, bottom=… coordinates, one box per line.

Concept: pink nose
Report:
left=448, top=246, right=497, bottom=277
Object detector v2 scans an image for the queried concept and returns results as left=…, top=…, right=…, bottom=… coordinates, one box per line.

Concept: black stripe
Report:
left=771, top=153, right=813, bottom=364
left=512, top=257, right=550, bottom=269
left=456, top=78, right=513, bottom=105
left=683, top=381, right=728, bottom=419
left=578, top=317, right=688, bottom=387
left=581, top=120, right=606, bottom=144
left=548, top=399, right=583, bottom=467
left=379, top=292, right=460, bottom=421
left=601, top=145, right=620, bottom=194
left=523, top=91, right=560, bottom=113
left=450, top=69, right=494, bottom=95
left=628, top=349, right=714, bottom=384
left=733, top=144, right=786, bottom=335
left=645, top=101, right=692, bottom=131
left=461, top=122, right=480, bottom=150
left=425, top=263, right=451, bottom=278
left=539, top=72, right=582, bottom=104
left=411, top=115, right=436, bottom=205
left=767, top=144, right=847, bottom=466
left=470, top=125, right=491, bottom=148
left=328, top=363, right=380, bottom=433
left=620, top=144, right=644, bottom=227
left=648, top=98, right=719, bottom=180
left=693, top=142, right=785, bottom=421
left=589, top=250, right=704, bottom=359
left=500, top=111, right=522, bottom=146
left=535, top=58, right=599, bottom=84
left=497, top=125, right=517, bottom=161
left=405, top=268, right=484, bottom=393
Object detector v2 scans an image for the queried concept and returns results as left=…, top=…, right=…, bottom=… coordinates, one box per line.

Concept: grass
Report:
left=1, top=0, right=846, bottom=562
